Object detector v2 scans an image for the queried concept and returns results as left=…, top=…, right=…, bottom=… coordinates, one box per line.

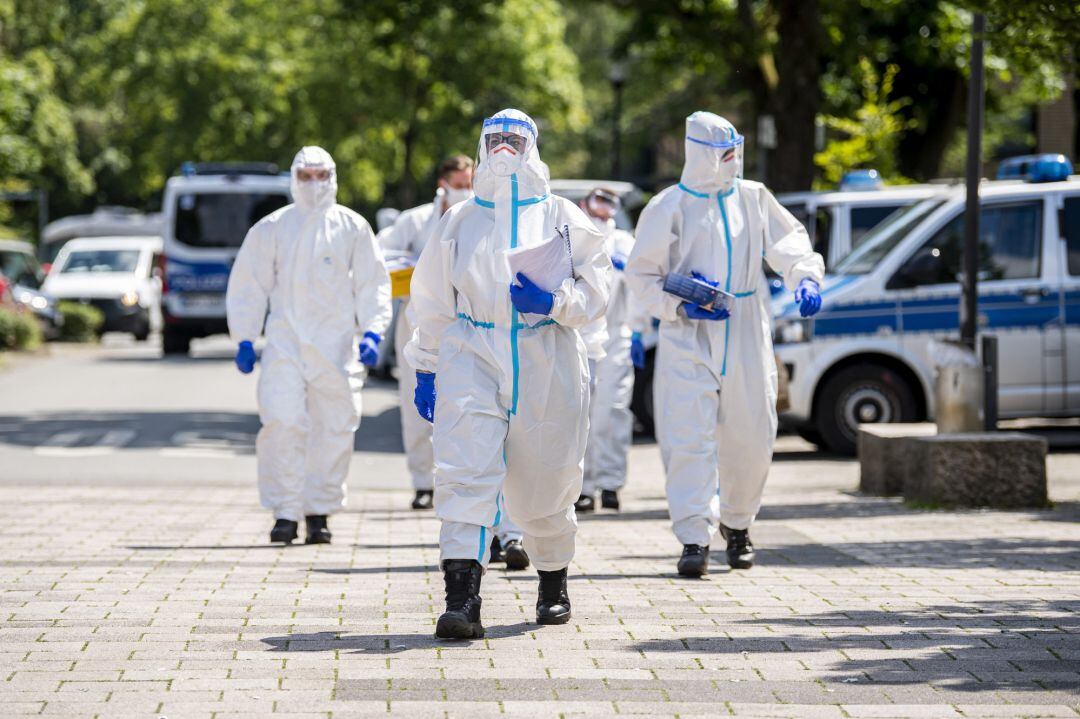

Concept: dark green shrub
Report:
left=58, top=301, right=104, bottom=342
left=0, top=307, right=43, bottom=350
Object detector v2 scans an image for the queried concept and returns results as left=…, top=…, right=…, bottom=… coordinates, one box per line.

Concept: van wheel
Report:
left=162, top=328, right=190, bottom=355
left=815, top=364, right=918, bottom=456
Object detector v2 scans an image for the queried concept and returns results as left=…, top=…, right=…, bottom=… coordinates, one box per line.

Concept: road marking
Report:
left=34, top=429, right=136, bottom=456
left=158, top=430, right=253, bottom=458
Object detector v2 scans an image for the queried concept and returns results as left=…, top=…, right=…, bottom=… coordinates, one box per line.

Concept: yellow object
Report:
left=391, top=266, right=415, bottom=298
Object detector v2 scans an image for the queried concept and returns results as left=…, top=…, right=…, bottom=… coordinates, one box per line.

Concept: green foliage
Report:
left=815, top=59, right=918, bottom=187
left=57, top=301, right=103, bottom=342
left=0, top=306, right=42, bottom=350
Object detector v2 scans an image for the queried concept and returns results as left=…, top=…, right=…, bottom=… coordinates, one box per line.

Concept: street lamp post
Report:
left=961, top=13, right=986, bottom=350
left=610, top=60, right=626, bottom=179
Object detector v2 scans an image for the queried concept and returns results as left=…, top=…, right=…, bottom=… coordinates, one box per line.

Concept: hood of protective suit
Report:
left=290, top=145, right=338, bottom=212
left=473, top=108, right=550, bottom=202
left=679, top=112, right=744, bottom=195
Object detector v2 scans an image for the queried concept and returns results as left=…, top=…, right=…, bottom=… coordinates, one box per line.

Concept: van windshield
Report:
left=61, top=250, right=141, bottom=274
left=834, top=199, right=946, bottom=275
left=174, top=192, right=290, bottom=248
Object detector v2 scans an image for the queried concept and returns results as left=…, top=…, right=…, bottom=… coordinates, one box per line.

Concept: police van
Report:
left=160, top=163, right=291, bottom=354
left=773, top=156, right=1079, bottom=454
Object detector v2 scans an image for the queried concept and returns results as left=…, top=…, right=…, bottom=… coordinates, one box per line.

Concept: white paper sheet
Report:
left=504, top=226, right=573, bottom=326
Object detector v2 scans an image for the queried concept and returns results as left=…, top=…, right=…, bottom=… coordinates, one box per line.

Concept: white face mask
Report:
left=487, top=144, right=524, bottom=177
left=590, top=214, right=614, bottom=235
left=442, top=186, right=472, bottom=207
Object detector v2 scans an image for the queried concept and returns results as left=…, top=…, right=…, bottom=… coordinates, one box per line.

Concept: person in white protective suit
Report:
left=625, top=112, right=824, bottom=578
left=379, top=154, right=474, bottom=512
left=227, top=146, right=393, bottom=546
left=575, top=188, right=639, bottom=514
left=405, top=109, right=611, bottom=638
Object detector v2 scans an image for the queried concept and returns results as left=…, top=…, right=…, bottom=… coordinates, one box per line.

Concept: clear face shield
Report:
left=479, top=116, right=536, bottom=177
left=290, top=147, right=337, bottom=210
left=686, top=132, right=745, bottom=188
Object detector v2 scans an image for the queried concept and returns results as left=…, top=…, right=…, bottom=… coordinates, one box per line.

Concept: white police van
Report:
left=160, top=163, right=291, bottom=354
left=773, top=156, right=1079, bottom=454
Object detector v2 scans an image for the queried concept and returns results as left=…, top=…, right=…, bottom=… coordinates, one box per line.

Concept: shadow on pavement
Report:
left=0, top=411, right=259, bottom=451
left=124, top=544, right=282, bottom=551
left=312, top=564, right=435, bottom=575
left=627, top=599, right=1080, bottom=693
left=261, top=623, right=534, bottom=653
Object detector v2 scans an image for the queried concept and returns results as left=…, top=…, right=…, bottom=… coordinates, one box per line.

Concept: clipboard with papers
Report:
left=504, top=225, right=574, bottom=326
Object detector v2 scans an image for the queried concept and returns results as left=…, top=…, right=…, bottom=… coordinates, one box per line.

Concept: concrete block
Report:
left=857, top=423, right=937, bottom=496
left=902, top=432, right=1048, bottom=508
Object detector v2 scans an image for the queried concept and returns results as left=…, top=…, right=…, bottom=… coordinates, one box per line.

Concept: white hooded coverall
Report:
left=404, top=109, right=611, bottom=571
left=625, top=113, right=823, bottom=546
left=227, top=146, right=393, bottom=522
left=583, top=221, right=638, bottom=495
left=380, top=197, right=442, bottom=492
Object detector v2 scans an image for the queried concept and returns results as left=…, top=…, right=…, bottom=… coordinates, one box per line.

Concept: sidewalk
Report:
left=1, top=435, right=1078, bottom=718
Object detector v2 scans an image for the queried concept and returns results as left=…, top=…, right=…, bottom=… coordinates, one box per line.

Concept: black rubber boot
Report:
left=489, top=535, right=505, bottom=563
left=600, top=490, right=620, bottom=510
left=270, top=519, right=299, bottom=545
left=536, top=568, right=572, bottom=625
left=719, top=524, right=755, bottom=569
left=503, top=539, right=530, bottom=570
left=411, top=490, right=434, bottom=510
left=304, top=515, right=331, bottom=545
left=435, top=559, right=485, bottom=639
left=677, top=544, right=709, bottom=577
left=574, top=494, right=595, bottom=513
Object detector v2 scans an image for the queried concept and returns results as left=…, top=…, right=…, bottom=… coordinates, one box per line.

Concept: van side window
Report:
left=814, top=208, right=831, bottom=260
left=1064, top=196, right=1080, bottom=276
left=888, top=201, right=1043, bottom=289
left=851, top=204, right=903, bottom=248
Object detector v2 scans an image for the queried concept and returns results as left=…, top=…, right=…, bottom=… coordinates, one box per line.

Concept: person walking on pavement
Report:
left=405, top=109, right=611, bottom=638
left=625, top=112, right=824, bottom=577
left=227, top=146, right=393, bottom=546
left=574, top=188, right=639, bottom=514
left=379, top=155, right=474, bottom=511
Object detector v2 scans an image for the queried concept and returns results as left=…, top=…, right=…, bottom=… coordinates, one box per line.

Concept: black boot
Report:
left=435, top=559, right=484, bottom=639
left=677, top=544, right=709, bottom=577
left=600, top=490, right=620, bottom=510
left=574, top=494, right=595, bottom=513
left=411, top=490, right=434, bottom=510
left=304, top=515, right=331, bottom=544
left=270, top=519, right=298, bottom=545
left=489, top=534, right=505, bottom=563
left=503, top=539, right=530, bottom=570
left=536, top=568, right=571, bottom=625
left=719, top=524, right=755, bottom=569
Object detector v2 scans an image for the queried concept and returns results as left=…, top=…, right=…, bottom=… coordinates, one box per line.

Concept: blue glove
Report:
left=509, top=272, right=554, bottom=316
left=691, top=271, right=718, bottom=287
left=682, top=302, right=729, bottom=321
left=611, top=253, right=627, bottom=271
left=359, top=331, right=381, bottom=366
left=794, top=278, right=822, bottom=317
left=630, top=332, right=645, bottom=370
left=235, top=341, right=256, bottom=374
left=415, top=371, right=436, bottom=423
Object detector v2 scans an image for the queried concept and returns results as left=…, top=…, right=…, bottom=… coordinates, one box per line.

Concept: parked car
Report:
left=0, top=239, right=63, bottom=339
left=44, top=236, right=164, bottom=341
left=773, top=155, right=1080, bottom=454
left=160, top=162, right=291, bottom=354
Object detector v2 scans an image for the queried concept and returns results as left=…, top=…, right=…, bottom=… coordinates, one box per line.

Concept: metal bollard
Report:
left=936, top=363, right=984, bottom=433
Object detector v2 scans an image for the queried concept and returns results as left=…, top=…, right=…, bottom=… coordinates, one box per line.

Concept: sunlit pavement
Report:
left=1, top=338, right=1078, bottom=718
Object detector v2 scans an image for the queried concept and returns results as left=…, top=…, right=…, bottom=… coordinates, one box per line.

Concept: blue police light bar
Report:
left=996, top=154, right=1073, bottom=183
left=839, top=169, right=883, bottom=191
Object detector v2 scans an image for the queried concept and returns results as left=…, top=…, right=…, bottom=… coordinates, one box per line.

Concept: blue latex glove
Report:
left=359, top=331, right=381, bottom=366
left=509, top=272, right=554, bottom=316
left=630, top=332, right=645, bottom=370
left=794, top=278, right=822, bottom=317
left=682, top=302, right=730, bottom=321
left=415, top=371, right=436, bottom=423
left=611, top=253, right=627, bottom=271
left=691, top=271, right=718, bottom=287
left=235, top=341, right=256, bottom=374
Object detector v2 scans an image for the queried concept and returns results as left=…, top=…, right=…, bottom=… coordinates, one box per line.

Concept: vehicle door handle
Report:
left=1020, top=287, right=1049, bottom=302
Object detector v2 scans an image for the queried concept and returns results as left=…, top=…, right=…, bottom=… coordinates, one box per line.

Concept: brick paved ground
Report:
left=1, top=343, right=1078, bottom=718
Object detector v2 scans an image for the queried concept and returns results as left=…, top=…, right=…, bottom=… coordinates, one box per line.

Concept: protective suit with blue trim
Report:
left=625, top=113, right=823, bottom=577
left=226, top=146, right=393, bottom=545
left=404, top=109, right=611, bottom=637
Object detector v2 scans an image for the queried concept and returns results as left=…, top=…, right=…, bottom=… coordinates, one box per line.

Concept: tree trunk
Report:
left=768, top=0, right=822, bottom=192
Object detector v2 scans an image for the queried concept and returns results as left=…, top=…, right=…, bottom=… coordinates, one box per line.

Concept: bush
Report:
left=58, top=301, right=104, bottom=342
left=0, top=306, right=43, bottom=350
